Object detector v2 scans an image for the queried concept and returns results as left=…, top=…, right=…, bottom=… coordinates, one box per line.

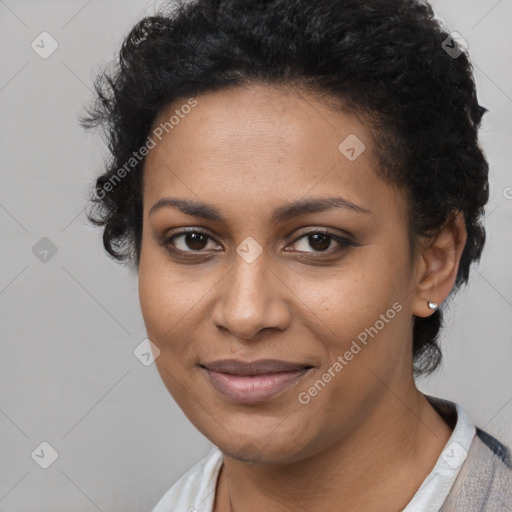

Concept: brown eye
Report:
left=164, top=230, right=221, bottom=252
left=306, top=233, right=331, bottom=251
left=181, top=232, right=208, bottom=251
left=289, top=231, right=354, bottom=254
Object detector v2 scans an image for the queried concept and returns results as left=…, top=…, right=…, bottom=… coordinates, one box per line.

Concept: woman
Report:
left=84, top=0, right=512, bottom=510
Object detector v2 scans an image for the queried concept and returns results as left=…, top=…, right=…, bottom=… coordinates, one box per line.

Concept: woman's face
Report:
left=138, top=84, right=423, bottom=463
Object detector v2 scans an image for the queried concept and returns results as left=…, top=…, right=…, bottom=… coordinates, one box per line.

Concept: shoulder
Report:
left=441, top=427, right=512, bottom=511
left=151, top=446, right=224, bottom=512
left=475, top=426, right=512, bottom=467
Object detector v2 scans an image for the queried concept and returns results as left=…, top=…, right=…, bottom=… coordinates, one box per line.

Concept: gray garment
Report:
left=439, top=427, right=512, bottom=511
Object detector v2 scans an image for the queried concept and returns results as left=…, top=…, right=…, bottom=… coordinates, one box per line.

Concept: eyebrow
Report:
left=149, top=196, right=372, bottom=224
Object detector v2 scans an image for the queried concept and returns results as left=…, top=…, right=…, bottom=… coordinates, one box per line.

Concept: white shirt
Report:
left=152, top=395, right=476, bottom=512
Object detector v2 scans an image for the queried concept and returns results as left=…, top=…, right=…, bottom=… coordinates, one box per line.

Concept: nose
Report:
left=210, top=251, right=291, bottom=341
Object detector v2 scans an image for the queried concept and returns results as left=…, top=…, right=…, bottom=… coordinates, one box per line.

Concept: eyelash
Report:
left=161, top=228, right=356, bottom=258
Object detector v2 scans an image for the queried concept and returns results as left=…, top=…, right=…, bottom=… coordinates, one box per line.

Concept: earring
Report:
left=428, top=301, right=438, bottom=311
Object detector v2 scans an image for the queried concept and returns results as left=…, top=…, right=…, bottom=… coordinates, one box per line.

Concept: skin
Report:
left=138, top=84, right=467, bottom=511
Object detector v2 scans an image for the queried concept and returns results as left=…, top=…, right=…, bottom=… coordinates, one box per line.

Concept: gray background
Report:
left=0, top=0, right=511, bottom=510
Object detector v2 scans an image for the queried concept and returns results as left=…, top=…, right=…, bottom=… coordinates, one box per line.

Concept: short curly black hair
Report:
left=83, top=0, right=489, bottom=377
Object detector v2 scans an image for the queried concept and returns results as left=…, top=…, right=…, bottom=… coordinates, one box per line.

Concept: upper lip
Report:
left=201, top=359, right=313, bottom=376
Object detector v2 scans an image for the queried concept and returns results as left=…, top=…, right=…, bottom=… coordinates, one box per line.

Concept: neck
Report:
left=215, top=387, right=453, bottom=512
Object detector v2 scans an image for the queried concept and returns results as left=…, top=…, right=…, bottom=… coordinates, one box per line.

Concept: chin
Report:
left=209, top=425, right=316, bottom=465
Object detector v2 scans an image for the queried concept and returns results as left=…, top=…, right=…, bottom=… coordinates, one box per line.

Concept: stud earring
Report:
left=428, top=301, right=438, bottom=311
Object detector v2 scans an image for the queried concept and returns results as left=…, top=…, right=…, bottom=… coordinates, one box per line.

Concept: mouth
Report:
left=199, top=359, right=314, bottom=404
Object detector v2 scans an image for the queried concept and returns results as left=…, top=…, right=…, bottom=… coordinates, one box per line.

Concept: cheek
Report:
left=137, top=254, right=201, bottom=403
left=138, top=244, right=185, bottom=348
left=299, top=257, right=402, bottom=332
left=296, top=244, right=411, bottom=386
left=138, top=271, right=189, bottom=346
left=138, top=253, right=167, bottom=336
left=137, top=245, right=215, bottom=361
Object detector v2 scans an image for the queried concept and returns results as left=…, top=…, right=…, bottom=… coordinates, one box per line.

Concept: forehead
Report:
left=142, top=84, right=405, bottom=224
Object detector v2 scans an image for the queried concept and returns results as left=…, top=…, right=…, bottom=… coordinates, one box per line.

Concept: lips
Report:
left=202, top=359, right=312, bottom=375
left=200, top=359, right=313, bottom=404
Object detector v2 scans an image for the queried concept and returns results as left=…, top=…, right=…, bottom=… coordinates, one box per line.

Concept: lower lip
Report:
left=203, top=368, right=311, bottom=404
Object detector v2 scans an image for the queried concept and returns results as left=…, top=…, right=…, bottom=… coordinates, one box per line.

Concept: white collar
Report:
left=402, top=394, right=476, bottom=511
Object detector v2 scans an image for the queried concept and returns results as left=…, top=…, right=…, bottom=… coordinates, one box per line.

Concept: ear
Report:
left=412, top=211, right=467, bottom=318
